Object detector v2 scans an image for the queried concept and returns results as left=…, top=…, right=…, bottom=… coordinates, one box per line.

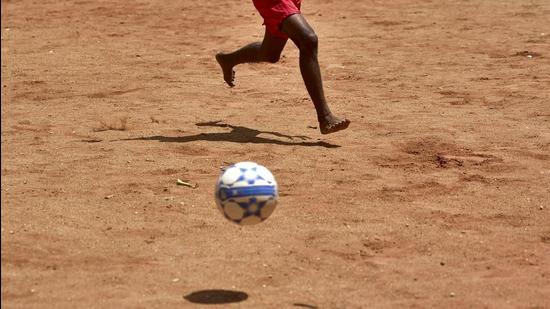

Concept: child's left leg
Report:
left=216, top=30, right=288, bottom=87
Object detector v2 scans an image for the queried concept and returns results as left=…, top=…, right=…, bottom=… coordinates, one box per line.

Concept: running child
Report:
left=216, top=0, right=350, bottom=134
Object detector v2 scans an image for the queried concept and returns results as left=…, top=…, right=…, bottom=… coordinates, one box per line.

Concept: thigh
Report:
left=260, top=28, right=288, bottom=58
left=280, top=13, right=316, bottom=45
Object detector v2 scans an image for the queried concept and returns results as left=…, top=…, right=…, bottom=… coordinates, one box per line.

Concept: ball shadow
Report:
left=184, top=289, right=249, bottom=304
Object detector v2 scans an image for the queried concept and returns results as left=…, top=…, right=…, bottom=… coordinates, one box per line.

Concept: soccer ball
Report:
left=215, top=161, right=278, bottom=225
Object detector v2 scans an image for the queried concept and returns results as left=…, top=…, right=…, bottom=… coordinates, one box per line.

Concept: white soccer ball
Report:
left=215, top=161, right=278, bottom=225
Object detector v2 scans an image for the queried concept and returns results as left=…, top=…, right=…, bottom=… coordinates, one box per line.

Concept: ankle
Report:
left=317, top=111, right=333, bottom=121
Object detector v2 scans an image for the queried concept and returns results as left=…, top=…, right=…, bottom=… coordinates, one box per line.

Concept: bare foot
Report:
left=215, top=53, right=235, bottom=87
left=319, top=115, right=350, bottom=134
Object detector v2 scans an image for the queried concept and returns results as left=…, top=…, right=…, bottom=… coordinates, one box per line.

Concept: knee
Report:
left=265, top=53, right=281, bottom=63
left=299, top=31, right=318, bottom=52
left=259, top=50, right=281, bottom=63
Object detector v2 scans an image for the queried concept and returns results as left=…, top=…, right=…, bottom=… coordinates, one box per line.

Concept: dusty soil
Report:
left=2, top=0, right=549, bottom=308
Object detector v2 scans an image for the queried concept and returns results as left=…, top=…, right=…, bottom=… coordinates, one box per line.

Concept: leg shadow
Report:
left=184, top=289, right=248, bottom=304
left=294, top=303, right=319, bottom=309
left=120, top=121, right=340, bottom=148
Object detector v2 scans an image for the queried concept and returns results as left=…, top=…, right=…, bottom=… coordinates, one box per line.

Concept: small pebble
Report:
left=105, top=194, right=114, bottom=199
left=450, top=292, right=455, bottom=297
left=172, top=278, right=180, bottom=283
left=9, top=230, right=14, bottom=234
left=539, top=205, right=544, bottom=210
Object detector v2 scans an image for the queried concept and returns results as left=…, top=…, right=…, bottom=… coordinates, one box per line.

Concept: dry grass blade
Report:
left=177, top=179, right=198, bottom=188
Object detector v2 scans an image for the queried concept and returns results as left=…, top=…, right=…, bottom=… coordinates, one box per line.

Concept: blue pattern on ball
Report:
left=218, top=186, right=276, bottom=200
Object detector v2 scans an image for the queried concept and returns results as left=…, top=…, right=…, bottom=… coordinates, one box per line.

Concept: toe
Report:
left=320, top=119, right=350, bottom=134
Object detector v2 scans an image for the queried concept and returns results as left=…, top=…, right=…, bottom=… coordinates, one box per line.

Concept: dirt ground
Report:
left=1, top=0, right=549, bottom=308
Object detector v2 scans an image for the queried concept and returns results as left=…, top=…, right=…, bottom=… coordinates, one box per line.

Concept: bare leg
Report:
left=216, top=30, right=287, bottom=87
left=281, top=14, right=350, bottom=134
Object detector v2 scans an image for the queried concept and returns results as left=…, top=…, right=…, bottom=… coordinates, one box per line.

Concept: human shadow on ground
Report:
left=123, top=121, right=340, bottom=148
left=184, top=289, right=248, bottom=304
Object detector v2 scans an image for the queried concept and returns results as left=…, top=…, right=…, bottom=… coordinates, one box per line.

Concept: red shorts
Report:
left=252, top=0, right=302, bottom=39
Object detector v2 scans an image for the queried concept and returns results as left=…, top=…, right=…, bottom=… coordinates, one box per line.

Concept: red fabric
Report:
left=252, top=0, right=302, bottom=39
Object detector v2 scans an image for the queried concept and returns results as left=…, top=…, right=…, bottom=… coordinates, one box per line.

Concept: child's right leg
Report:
left=281, top=14, right=350, bottom=134
left=216, top=30, right=288, bottom=87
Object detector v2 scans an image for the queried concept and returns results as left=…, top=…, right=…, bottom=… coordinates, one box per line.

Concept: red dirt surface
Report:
left=2, top=0, right=549, bottom=308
